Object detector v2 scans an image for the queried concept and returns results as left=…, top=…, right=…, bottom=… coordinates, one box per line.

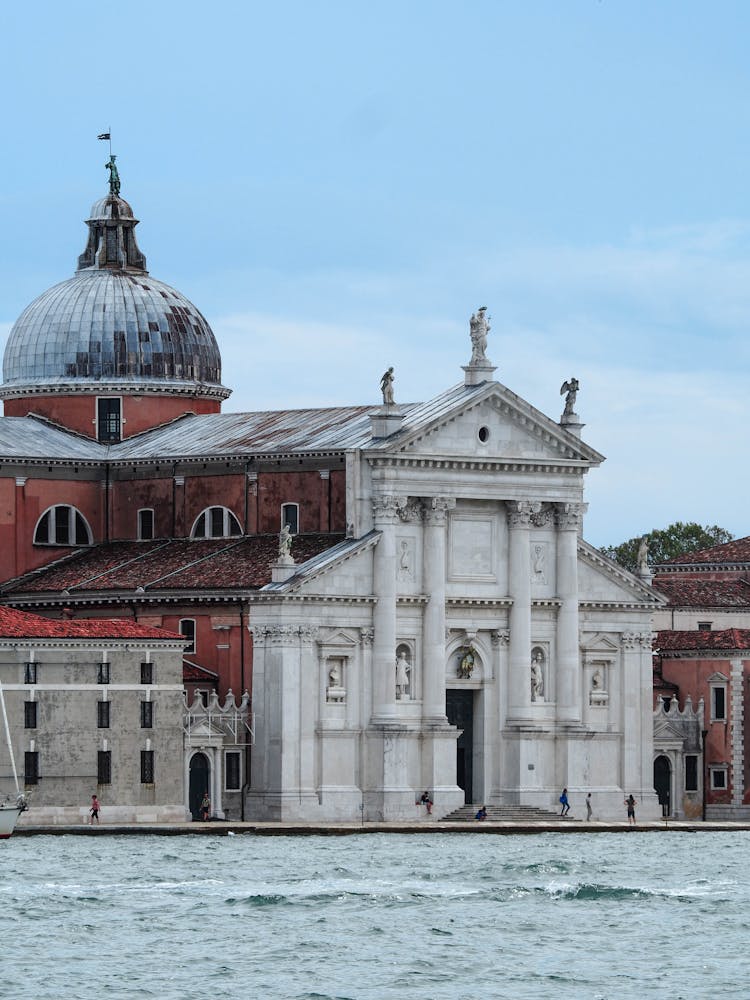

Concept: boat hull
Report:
left=0, top=805, right=23, bottom=839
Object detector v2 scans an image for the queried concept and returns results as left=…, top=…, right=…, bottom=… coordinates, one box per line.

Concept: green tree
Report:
left=600, top=522, right=734, bottom=573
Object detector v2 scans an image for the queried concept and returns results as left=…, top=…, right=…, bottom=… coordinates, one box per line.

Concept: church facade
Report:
left=0, top=171, right=662, bottom=821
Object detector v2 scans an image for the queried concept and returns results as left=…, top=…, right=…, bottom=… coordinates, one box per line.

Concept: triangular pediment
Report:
left=318, top=627, right=360, bottom=648
left=582, top=632, right=620, bottom=653
left=579, top=541, right=666, bottom=608
left=653, top=718, right=688, bottom=741
left=368, top=382, right=603, bottom=468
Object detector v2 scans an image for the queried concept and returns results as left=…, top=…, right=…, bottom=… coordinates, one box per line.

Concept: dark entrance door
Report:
left=446, top=690, right=474, bottom=804
left=189, top=752, right=210, bottom=821
left=654, top=755, right=671, bottom=817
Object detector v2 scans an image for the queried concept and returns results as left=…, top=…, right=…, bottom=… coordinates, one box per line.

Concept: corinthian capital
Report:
left=506, top=500, right=542, bottom=528
left=554, top=502, right=587, bottom=530
left=372, top=494, right=406, bottom=524
left=424, top=496, right=456, bottom=526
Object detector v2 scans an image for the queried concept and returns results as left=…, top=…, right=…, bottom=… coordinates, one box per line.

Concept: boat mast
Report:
left=0, top=681, right=20, bottom=796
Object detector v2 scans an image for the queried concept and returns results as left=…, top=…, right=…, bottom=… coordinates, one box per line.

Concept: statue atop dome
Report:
left=105, top=155, right=121, bottom=197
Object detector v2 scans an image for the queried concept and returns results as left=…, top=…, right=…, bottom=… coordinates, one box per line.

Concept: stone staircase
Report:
left=441, top=803, right=577, bottom=823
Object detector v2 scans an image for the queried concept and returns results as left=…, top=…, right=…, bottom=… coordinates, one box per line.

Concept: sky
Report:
left=1, top=1, right=749, bottom=547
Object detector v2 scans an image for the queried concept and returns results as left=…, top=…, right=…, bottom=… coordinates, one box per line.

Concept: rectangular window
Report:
left=225, top=751, right=242, bottom=791
left=24, top=662, right=37, bottom=684
left=97, top=663, right=110, bottom=685
left=180, top=619, right=196, bottom=655
left=97, top=750, right=112, bottom=785
left=140, top=701, right=154, bottom=729
left=281, top=503, right=299, bottom=534
left=685, top=755, right=698, bottom=792
left=97, top=397, right=121, bottom=443
left=711, top=686, right=727, bottom=722
left=710, top=767, right=728, bottom=790
left=697, top=622, right=712, bottom=632
left=138, top=509, right=154, bottom=541
left=24, top=751, right=39, bottom=785
left=140, top=662, right=153, bottom=685
left=24, top=702, right=37, bottom=729
left=97, top=700, right=110, bottom=729
left=141, top=750, right=154, bottom=784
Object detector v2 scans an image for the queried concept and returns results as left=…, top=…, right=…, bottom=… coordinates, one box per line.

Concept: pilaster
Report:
left=506, top=501, right=536, bottom=721
left=555, top=503, right=585, bottom=725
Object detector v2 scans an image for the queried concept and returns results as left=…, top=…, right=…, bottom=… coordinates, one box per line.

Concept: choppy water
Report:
left=1, top=831, right=748, bottom=999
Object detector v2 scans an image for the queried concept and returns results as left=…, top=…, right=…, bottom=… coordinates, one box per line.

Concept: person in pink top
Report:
left=89, top=795, right=100, bottom=824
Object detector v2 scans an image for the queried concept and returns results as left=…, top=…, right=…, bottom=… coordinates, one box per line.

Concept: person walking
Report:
left=586, top=792, right=593, bottom=821
left=559, top=788, right=570, bottom=816
left=89, top=794, right=100, bottom=825
left=625, top=794, right=637, bottom=825
left=200, top=792, right=211, bottom=821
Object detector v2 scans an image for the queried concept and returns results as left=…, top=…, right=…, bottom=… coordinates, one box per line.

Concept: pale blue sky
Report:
left=2, top=1, right=750, bottom=546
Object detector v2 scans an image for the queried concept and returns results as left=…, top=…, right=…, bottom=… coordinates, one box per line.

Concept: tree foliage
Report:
left=600, top=522, right=734, bottom=573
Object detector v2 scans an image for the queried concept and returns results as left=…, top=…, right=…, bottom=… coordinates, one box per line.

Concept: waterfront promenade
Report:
left=12, top=818, right=750, bottom=836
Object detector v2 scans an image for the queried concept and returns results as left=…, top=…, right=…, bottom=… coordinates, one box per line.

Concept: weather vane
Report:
left=97, top=129, right=120, bottom=197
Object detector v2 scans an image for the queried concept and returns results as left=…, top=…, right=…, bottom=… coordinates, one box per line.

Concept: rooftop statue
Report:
left=637, top=537, right=649, bottom=575
left=279, top=523, right=293, bottom=561
left=469, top=307, right=490, bottom=364
left=560, top=377, right=579, bottom=417
left=380, top=367, right=395, bottom=405
left=105, top=155, right=121, bottom=197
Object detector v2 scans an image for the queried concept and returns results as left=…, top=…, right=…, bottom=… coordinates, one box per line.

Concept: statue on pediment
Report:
left=560, top=377, right=579, bottom=417
left=469, top=307, right=490, bottom=364
left=380, top=367, right=395, bottom=405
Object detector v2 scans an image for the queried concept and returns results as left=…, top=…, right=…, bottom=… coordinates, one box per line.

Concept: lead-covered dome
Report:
left=1, top=184, right=229, bottom=401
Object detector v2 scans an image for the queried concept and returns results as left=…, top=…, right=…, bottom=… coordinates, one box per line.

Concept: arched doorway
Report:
left=654, top=755, right=671, bottom=817
left=189, top=752, right=210, bottom=821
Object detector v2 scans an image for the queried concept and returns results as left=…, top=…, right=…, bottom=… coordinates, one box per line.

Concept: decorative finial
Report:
left=380, top=366, right=395, bottom=405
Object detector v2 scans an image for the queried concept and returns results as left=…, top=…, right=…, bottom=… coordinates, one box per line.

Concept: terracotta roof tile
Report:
left=662, top=535, right=750, bottom=565
left=0, top=604, right=182, bottom=641
left=652, top=577, right=750, bottom=608
left=655, top=628, right=750, bottom=652
left=5, top=534, right=345, bottom=595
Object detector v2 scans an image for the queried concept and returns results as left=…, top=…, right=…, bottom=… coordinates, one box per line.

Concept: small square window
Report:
left=141, top=750, right=154, bottom=784
left=97, top=701, right=110, bottom=729
left=697, top=622, right=712, bottom=632
left=24, top=663, right=37, bottom=685
left=97, top=663, right=110, bottom=685
left=710, top=768, right=728, bottom=790
left=140, top=701, right=154, bottom=729
left=140, top=662, right=153, bottom=685
left=24, top=702, right=37, bottom=729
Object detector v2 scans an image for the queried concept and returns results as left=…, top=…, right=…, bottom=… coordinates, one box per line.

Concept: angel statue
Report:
left=560, top=377, right=579, bottom=417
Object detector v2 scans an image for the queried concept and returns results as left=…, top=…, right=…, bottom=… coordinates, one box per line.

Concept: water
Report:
left=1, top=831, right=748, bottom=999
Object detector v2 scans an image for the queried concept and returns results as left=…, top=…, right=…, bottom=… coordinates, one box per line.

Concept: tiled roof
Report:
left=661, top=535, right=750, bottom=566
left=3, top=534, right=345, bottom=596
left=0, top=379, right=603, bottom=465
left=655, top=628, right=750, bottom=652
left=652, top=577, right=750, bottom=608
left=0, top=604, right=182, bottom=641
left=182, top=659, right=219, bottom=683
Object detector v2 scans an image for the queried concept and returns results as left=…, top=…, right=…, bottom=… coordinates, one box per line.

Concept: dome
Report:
left=2, top=271, right=225, bottom=393
left=1, top=183, right=229, bottom=401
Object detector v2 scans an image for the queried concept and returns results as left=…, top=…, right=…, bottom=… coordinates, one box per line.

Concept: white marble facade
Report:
left=247, top=357, right=662, bottom=822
